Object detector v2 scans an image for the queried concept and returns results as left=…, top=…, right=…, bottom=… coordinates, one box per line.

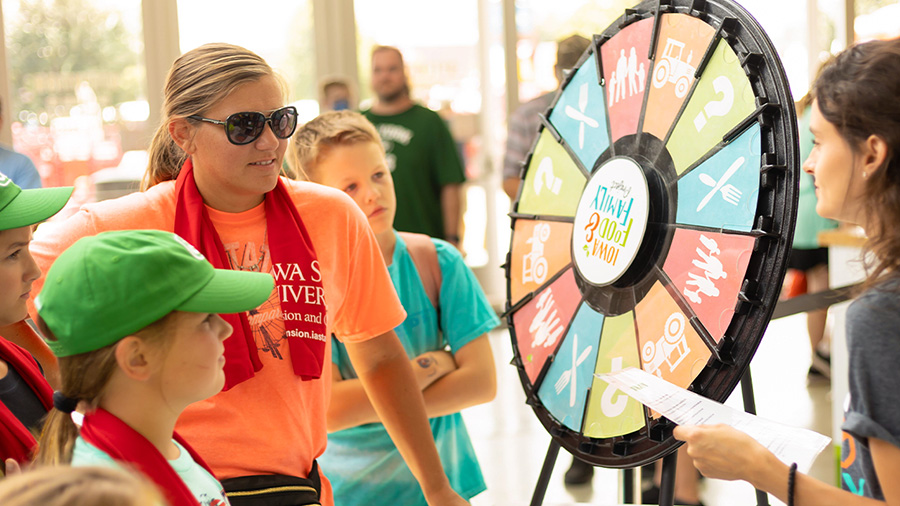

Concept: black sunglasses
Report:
left=188, top=106, right=298, bottom=145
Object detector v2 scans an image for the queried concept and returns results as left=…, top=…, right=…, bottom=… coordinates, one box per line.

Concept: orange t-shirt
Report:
left=29, top=179, right=406, bottom=506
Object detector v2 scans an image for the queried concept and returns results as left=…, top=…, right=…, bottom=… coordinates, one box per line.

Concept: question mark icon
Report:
left=693, top=75, right=735, bottom=131
left=533, top=157, right=563, bottom=196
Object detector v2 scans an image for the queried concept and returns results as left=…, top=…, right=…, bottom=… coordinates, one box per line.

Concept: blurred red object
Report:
left=781, top=269, right=808, bottom=300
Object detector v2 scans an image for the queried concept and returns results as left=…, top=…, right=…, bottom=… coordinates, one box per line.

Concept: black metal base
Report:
left=529, top=369, right=772, bottom=505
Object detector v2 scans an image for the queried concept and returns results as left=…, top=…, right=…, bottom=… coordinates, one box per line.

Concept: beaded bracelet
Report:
left=788, top=462, right=798, bottom=506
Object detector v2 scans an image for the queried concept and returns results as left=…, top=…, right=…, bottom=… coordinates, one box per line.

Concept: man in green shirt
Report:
left=363, top=46, right=465, bottom=246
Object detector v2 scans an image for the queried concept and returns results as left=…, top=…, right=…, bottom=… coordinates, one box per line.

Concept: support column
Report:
left=312, top=0, right=359, bottom=101
left=503, top=0, right=519, bottom=115
left=0, top=5, right=12, bottom=145
left=141, top=0, right=181, bottom=143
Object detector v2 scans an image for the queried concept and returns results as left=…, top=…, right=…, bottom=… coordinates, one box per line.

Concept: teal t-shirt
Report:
left=320, top=232, right=499, bottom=505
left=72, top=436, right=230, bottom=506
left=793, top=107, right=838, bottom=249
left=364, top=105, right=466, bottom=238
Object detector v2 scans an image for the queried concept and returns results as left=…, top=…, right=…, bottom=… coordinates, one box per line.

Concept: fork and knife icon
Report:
left=696, top=156, right=745, bottom=212
left=554, top=333, right=594, bottom=407
left=565, top=83, right=600, bottom=150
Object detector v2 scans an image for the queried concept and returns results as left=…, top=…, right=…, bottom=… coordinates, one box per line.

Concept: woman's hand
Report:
left=673, top=424, right=772, bottom=484
left=410, top=350, right=457, bottom=390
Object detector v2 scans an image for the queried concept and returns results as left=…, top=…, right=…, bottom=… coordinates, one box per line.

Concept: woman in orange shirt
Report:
left=29, top=43, right=467, bottom=506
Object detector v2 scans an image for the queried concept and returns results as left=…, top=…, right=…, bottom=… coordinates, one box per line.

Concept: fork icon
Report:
left=554, top=333, right=594, bottom=407
left=696, top=156, right=745, bottom=212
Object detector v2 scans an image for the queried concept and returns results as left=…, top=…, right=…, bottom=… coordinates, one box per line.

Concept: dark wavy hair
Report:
left=812, top=38, right=900, bottom=287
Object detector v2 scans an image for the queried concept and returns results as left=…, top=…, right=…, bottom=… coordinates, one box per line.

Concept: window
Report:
left=177, top=0, right=317, bottom=118
left=2, top=0, right=146, bottom=189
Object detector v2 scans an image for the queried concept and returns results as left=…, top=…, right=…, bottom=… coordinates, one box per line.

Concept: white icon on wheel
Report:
left=697, top=156, right=745, bottom=211
left=554, top=333, right=594, bottom=407
left=523, top=223, right=551, bottom=284
left=609, top=47, right=646, bottom=106
left=565, top=82, right=600, bottom=149
left=529, top=289, right=564, bottom=349
left=652, top=38, right=696, bottom=98
left=684, top=234, right=726, bottom=304
left=642, top=313, right=690, bottom=376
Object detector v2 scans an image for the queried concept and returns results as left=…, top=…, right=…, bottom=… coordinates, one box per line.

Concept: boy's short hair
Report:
left=290, top=110, right=383, bottom=181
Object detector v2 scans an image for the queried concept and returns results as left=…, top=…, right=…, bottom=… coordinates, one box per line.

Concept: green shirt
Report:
left=364, top=104, right=466, bottom=238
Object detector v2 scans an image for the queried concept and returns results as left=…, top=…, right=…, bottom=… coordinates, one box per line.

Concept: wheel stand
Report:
left=529, top=369, right=771, bottom=506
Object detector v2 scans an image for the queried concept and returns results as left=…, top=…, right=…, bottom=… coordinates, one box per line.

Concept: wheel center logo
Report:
left=572, top=157, right=650, bottom=286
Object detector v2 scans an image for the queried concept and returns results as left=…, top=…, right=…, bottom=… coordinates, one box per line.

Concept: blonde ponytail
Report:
left=34, top=314, right=175, bottom=466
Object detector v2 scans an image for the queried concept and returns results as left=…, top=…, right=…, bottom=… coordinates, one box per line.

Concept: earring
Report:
left=863, top=171, right=868, bottom=179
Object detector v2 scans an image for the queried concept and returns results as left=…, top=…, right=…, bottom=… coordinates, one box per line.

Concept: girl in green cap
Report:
left=0, top=174, right=71, bottom=474
left=34, top=229, right=274, bottom=506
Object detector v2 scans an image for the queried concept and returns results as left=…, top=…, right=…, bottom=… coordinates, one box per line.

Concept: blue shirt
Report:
left=321, top=232, right=499, bottom=505
left=0, top=146, right=41, bottom=189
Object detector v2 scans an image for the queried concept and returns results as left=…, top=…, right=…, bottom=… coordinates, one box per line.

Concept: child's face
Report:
left=156, top=311, right=232, bottom=408
left=314, top=141, right=396, bottom=235
left=803, top=100, right=864, bottom=224
left=0, top=226, right=40, bottom=326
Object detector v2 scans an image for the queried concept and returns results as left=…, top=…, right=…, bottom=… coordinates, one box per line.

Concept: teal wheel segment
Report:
left=675, top=122, right=762, bottom=232
left=548, top=51, right=611, bottom=173
left=536, top=301, right=605, bottom=432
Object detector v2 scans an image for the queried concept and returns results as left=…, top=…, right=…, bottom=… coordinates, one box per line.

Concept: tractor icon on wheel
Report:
left=522, top=223, right=551, bottom=284
left=652, top=38, right=696, bottom=98
left=641, top=312, right=691, bottom=377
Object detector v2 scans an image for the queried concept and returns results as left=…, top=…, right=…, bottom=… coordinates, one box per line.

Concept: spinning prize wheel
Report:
left=506, top=0, right=799, bottom=469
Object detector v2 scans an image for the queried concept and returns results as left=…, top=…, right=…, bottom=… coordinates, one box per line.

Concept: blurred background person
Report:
left=503, top=34, right=590, bottom=200
left=786, top=64, right=839, bottom=383
left=364, top=46, right=466, bottom=249
left=0, top=97, right=41, bottom=190
left=319, top=77, right=355, bottom=112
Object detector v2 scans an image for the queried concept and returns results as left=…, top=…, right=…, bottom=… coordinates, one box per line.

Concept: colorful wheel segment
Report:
left=505, top=0, right=799, bottom=468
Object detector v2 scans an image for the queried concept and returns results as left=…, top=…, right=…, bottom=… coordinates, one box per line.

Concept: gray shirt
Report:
left=841, top=280, right=900, bottom=499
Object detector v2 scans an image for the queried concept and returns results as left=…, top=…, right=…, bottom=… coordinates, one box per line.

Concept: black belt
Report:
left=221, top=460, right=322, bottom=506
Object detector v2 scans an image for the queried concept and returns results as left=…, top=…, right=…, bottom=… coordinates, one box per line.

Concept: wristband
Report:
left=787, top=462, right=798, bottom=506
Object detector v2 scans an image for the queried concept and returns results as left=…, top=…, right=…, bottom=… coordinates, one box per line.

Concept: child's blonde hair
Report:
left=35, top=314, right=176, bottom=466
left=0, top=466, right=164, bottom=506
left=289, top=110, right=383, bottom=181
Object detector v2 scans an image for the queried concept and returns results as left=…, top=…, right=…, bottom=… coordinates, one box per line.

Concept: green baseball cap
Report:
left=0, top=172, right=73, bottom=230
left=35, top=230, right=275, bottom=357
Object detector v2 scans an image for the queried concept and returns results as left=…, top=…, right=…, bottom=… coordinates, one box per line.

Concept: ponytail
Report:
left=35, top=408, right=81, bottom=466
left=142, top=123, right=188, bottom=190
left=33, top=314, right=175, bottom=466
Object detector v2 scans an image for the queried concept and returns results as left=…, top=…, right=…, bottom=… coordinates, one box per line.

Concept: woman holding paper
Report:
left=675, top=38, right=900, bottom=504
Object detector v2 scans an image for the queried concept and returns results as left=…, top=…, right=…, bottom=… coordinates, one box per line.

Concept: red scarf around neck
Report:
left=81, top=408, right=211, bottom=506
left=174, top=160, right=327, bottom=390
left=0, top=336, right=52, bottom=463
